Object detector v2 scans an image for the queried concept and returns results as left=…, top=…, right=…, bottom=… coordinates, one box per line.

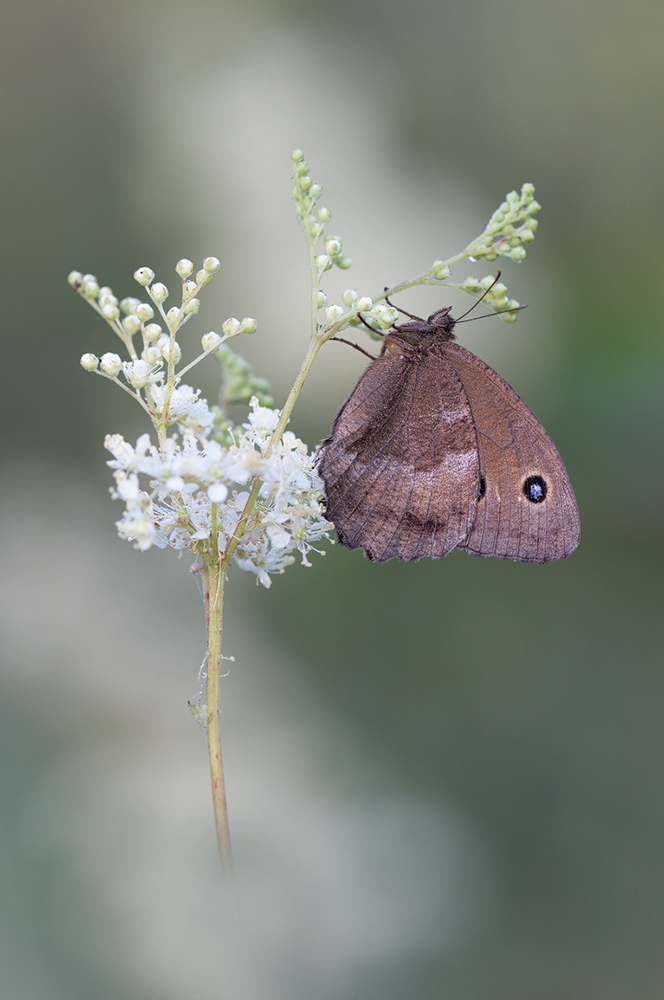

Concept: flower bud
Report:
left=166, top=306, right=181, bottom=330
left=159, top=338, right=181, bottom=364
left=68, top=271, right=83, bottom=287
left=342, top=288, right=358, bottom=306
left=98, top=287, right=115, bottom=302
left=80, top=353, right=98, bottom=371
left=356, top=296, right=373, bottom=312
left=202, top=331, right=222, bottom=351
left=183, top=280, right=197, bottom=299
left=240, top=317, right=257, bottom=334
left=120, top=297, right=141, bottom=314
left=326, top=304, right=345, bottom=322
left=510, top=246, right=527, bottom=261
left=207, top=483, right=229, bottom=503
left=100, top=352, right=122, bottom=377
left=432, top=261, right=451, bottom=279
left=134, top=267, right=155, bottom=287
left=150, top=282, right=168, bottom=303
left=317, top=206, right=332, bottom=222
left=134, top=302, right=155, bottom=322
left=291, top=149, right=304, bottom=162
left=83, top=279, right=99, bottom=299
left=325, top=237, right=342, bottom=256
left=336, top=255, right=352, bottom=270
left=143, top=323, right=162, bottom=342
left=317, top=290, right=328, bottom=309
left=310, top=183, right=322, bottom=199
left=176, top=258, right=194, bottom=278
left=183, top=298, right=200, bottom=315
left=102, top=302, right=120, bottom=321
left=195, top=269, right=206, bottom=285
left=315, top=254, right=332, bottom=273
left=122, top=314, right=142, bottom=336
left=142, top=346, right=162, bottom=364
left=222, top=317, right=241, bottom=337
left=203, top=256, right=221, bottom=274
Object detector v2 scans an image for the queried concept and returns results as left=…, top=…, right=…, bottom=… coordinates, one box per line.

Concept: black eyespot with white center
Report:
left=523, top=475, right=547, bottom=503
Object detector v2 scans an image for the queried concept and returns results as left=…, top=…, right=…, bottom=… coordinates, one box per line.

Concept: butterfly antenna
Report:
left=383, top=289, right=423, bottom=321
left=456, top=303, right=528, bottom=324
left=454, top=270, right=502, bottom=321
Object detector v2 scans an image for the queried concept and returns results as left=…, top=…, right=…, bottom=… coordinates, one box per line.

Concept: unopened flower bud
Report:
left=310, top=183, right=322, bottom=199
left=317, top=206, right=331, bottom=222
left=99, top=352, right=122, bottom=377
left=432, top=261, right=451, bottom=279
left=317, top=290, right=328, bottom=309
left=80, top=353, right=98, bottom=371
left=202, top=331, right=222, bottom=351
left=176, top=258, right=194, bottom=278
left=207, top=483, right=229, bottom=503
left=98, top=287, right=115, bottom=301
left=336, top=255, right=352, bottom=270
left=183, top=298, right=200, bottom=315
left=195, top=269, right=206, bottom=285
left=122, top=315, right=141, bottom=336
left=142, top=346, right=162, bottom=364
left=134, top=302, right=155, bottom=322
left=183, top=280, right=197, bottom=299
left=240, top=317, right=257, bottom=334
left=325, top=237, right=342, bottom=256
left=159, top=338, right=181, bottom=364
left=326, top=304, right=345, bottom=322
left=68, top=271, right=83, bottom=287
left=203, top=256, right=221, bottom=274
left=315, top=254, right=332, bottom=273
left=222, top=317, right=241, bottom=337
left=291, top=149, right=304, bottom=162
left=342, top=288, right=358, bottom=306
left=510, top=246, right=527, bottom=261
left=143, top=323, right=162, bottom=342
left=356, top=296, right=373, bottom=312
left=150, top=282, right=168, bottom=303
left=83, top=280, right=99, bottom=299
left=102, top=302, right=120, bottom=320
left=120, top=297, right=141, bottom=314
left=134, top=267, right=155, bottom=286
left=166, top=306, right=181, bottom=330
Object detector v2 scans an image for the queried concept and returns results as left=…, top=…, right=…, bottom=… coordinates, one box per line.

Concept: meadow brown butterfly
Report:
left=318, top=304, right=580, bottom=563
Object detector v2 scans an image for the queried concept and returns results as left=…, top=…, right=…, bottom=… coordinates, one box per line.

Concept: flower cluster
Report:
left=106, top=396, right=332, bottom=585
left=464, top=183, right=540, bottom=264
left=73, top=256, right=333, bottom=586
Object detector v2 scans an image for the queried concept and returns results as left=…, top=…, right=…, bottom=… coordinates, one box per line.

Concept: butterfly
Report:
left=318, top=302, right=580, bottom=563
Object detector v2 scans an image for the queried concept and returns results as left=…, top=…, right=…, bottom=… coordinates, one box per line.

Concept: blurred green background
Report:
left=1, top=0, right=663, bottom=998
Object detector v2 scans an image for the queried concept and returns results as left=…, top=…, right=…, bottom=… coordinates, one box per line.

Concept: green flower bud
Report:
left=68, top=271, right=83, bottom=287
left=291, top=149, right=305, bottom=162
left=120, top=297, right=141, bottom=314
left=134, top=267, right=155, bottom=287
left=510, top=247, right=527, bottom=261
left=122, top=315, right=142, bottom=336
left=176, top=258, right=194, bottom=278
left=336, top=256, right=352, bottom=270
left=183, top=298, right=200, bottom=315
left=317, top=207, right=331, bottom=222
left=134, top=302, right=155, bottom=322
left=144, top=323, right=162, bottom=342
left=80, top=353, right=98, bottom=371
left=203, top=256, right=221, bottom=274
left=240, top=317, right=257, bottom=334
left=317, top=290, right=328, bottom=309
left=150, top=282, right=168, bottom=303
left=342, top=288, right=358, bottom=306
left=356, top=296, right=373, bottom=312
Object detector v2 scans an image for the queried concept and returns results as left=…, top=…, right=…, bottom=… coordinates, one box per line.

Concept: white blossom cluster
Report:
left=105, top=396, right=333, bottom=587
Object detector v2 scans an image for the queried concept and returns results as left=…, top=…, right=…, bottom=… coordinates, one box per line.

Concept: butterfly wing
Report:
left=318, top=351, right=480, bottom=562
left=440, top=340, right=580, bottom=562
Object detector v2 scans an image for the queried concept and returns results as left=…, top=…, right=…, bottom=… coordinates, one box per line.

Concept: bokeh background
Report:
left=1, top=1, right=663, bottom=998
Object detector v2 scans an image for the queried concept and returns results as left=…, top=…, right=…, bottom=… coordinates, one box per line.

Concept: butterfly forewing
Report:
left=319, top=351, right=480, bottom=561
left=440, top=341, right=580, bottom=562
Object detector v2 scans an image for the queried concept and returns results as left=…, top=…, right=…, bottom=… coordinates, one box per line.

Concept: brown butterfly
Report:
left=318, top=301, right=580, bottom=563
